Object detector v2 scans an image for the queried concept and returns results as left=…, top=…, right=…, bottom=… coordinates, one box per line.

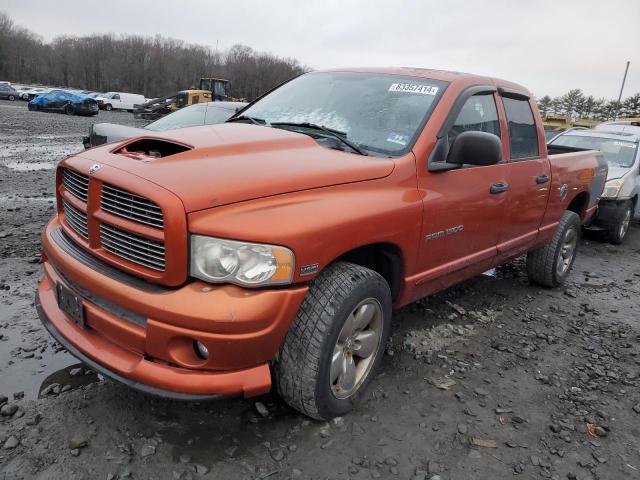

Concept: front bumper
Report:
left=591, top=198, right=631, bottom=227
left=37, top=217, right=308, bottom=399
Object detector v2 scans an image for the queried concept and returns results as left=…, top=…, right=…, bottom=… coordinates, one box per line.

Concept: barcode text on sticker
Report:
left=388, top=83, right=439, bottom=95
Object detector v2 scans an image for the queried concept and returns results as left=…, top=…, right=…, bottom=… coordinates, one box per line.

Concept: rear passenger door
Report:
left=494, top=91, right=550, bottom=262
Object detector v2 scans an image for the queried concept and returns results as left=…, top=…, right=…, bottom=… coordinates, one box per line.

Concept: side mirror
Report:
left=447, top=131, right=502, bottom=166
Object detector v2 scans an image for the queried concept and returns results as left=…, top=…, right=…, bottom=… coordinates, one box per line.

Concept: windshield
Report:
left=236, top=72, right=447, bottom=156
left=146, top=104, right=207, bottom=131
left=551, top=134, right=638, bottom=168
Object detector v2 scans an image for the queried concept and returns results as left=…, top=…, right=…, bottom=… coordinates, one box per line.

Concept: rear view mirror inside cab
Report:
left=112, top=138, right=192, bottom=160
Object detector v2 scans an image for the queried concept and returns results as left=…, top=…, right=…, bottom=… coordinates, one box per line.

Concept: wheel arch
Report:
left=567, top=191, right=589, bottom=220
left=332, top=242, right=404, bottom=301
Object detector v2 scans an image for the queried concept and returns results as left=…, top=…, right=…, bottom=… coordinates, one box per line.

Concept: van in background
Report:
left=96, top=92, right=146, bottom=111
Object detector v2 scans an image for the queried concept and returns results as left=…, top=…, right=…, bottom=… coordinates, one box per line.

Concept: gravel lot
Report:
left=1, top=99, right=639, bottom=480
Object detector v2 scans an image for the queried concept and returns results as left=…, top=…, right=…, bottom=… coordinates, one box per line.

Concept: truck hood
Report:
left=76, top=123, right=395, bottom=212
left=606, top=165, right=631, bottom=181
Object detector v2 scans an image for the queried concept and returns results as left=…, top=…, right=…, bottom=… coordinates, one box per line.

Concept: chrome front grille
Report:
left=62, top=169, right=89, bottom=202
left=62, top=200, right=88, bottom=238
left=100, top=223, right=165, bottom=271
left=101, top=184, right=164, bottom=228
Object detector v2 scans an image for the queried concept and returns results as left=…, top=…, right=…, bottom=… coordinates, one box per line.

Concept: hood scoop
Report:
left=113, top=138, right=192, bottom=161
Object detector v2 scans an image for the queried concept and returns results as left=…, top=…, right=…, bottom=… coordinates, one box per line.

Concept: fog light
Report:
left=194, top=341, right=209, bottom=360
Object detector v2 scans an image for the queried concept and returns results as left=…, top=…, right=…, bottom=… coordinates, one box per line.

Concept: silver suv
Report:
left=548, top=123, right=639, bottom=244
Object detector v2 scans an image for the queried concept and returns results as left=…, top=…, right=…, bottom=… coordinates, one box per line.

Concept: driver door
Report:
left=414, top=90, right=509, bottom=296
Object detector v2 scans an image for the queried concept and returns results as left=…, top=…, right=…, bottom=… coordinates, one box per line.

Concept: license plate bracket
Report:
left=56, top=283, right=85, bottom=327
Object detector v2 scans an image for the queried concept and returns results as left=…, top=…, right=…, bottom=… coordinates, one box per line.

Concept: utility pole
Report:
left=615, top=61, right=630, bottom=120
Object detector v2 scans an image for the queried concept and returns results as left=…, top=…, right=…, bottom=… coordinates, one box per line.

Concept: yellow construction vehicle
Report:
left=174, top=89, right=213, bottom=109
left=133, top=78, right=232, bottom=120
left=198, top=78, right=229, bottom=100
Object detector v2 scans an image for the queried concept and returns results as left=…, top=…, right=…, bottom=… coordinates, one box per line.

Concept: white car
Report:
left=15, top=86, right=35, bottom=100
left=25, top=87, right=51, bottom=101
left=95, top=92, right=146, bottom=111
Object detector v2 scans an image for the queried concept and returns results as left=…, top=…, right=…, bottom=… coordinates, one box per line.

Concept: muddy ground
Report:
left=0, top=98, right=639, bottom=480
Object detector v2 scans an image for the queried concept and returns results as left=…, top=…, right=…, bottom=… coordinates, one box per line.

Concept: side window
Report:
left=448, top=93, right=500, bottom=145
left=112, top=94, right=120, bottom=100
left=502, top=97, right=539, bottom=160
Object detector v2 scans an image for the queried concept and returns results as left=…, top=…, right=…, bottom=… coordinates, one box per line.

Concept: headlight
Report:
left=190, top=235, right=294, bottom=287
left=602, top=179, right=624, bottom=199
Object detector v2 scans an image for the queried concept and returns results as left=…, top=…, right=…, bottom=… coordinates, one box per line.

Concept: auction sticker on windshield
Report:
left=388, top=83, right=439, bottom=95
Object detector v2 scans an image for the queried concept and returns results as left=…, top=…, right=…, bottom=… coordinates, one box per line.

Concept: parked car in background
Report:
left=83, top=101, right=247, bottom=148
left=15, top=86, right=35, bottom=100
left=95, top=92, right=146, bottom=111
left=548, top=125, right=639, bottom=243
left=0, top=83, right=19, bottom=101
left=26, top=87, right=51, bottom=101
left=28, top=89, right=99, bottom=116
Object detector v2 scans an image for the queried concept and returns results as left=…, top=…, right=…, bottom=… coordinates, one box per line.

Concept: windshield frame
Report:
left=229, top=71, right=449, bottom=158
left=550, top=133, right=639, bottom=169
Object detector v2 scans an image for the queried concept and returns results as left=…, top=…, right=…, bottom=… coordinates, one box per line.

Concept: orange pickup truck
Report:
left=37, top=68, right=607, bottom=420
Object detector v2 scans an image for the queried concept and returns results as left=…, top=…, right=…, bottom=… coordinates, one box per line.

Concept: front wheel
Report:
left=64, top=104, right=75, bottom=116
left=606, top=200, right=632, bottom=245
left=8, top=94, right=15, bottom=101
left=104, top=103, right=113, bottom=111
left=275, top=262, right=392, bottom=420
left=527, top=210, right=581, bottom=288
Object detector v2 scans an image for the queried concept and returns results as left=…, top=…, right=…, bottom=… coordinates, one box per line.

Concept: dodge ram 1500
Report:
left=37, top=68, right=607, bottom=419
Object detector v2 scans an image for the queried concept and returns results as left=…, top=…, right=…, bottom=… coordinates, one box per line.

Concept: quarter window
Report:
left=448, top=93, right=500, bottom=145
left=502, top=97, right=539, bottom=159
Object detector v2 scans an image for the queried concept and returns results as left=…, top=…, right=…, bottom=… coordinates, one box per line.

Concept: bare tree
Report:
left=0, top=11, right=308, bottom=100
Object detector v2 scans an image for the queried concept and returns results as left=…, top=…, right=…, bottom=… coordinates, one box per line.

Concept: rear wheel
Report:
left=527, top=210, right=581, bottom=288
left=64, top=104, right=75, bottom=116
left=606, top=200, right=632, bottom=245
left=275, top=262, right=392, bottom=420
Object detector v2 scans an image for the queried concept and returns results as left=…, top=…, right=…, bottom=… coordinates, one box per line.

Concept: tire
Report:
left=105, top=103, right=113, bottom=111
left=8, top=95, right=15, bottom=101
left=275, top=262, right=392, bottom=420
left=527, top=210, right=581, bottom=288
left=605, top=200, right=632, bottom=245
left=64, top=104, right=75, bottom=116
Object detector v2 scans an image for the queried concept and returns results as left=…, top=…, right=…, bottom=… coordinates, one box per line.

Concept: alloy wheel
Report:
left=330, top=298, right=383, bottom=399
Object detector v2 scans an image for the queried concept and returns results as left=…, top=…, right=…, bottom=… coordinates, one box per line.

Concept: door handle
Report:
left=490, top=182, right=509, bottom=194
left=536, top=174, right=550, bottom=184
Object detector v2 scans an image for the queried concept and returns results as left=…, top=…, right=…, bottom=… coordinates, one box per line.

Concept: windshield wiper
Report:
left=227, top=115, right=265, bottom=125
left=271, top=121, right=368, bottom=156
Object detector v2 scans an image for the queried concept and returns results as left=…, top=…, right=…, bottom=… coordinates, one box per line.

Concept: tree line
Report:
left=536, top=89, right=640, bottom=121
left=0, top=12, right=308, bottom=100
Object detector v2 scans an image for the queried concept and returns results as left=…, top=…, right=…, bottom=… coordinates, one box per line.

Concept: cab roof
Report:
left=322, top=67, right=531, bottom=97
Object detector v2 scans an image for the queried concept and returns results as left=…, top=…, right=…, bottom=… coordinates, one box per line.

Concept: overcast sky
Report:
left=3, top=0, right=639, bottom=99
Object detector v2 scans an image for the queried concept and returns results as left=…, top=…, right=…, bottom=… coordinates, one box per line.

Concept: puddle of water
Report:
left=4, top=161, right=56, bottom=171
left=38, top=363, right=100, bottom=398
left=0, top=343, right=78, bottom=399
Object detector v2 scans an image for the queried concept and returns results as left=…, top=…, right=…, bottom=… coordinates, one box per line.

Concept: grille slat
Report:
left=62, top=200, right=88, bottom=238
left=101, top=185, right=163, bottom=228
left=100, top=224, right=165, bottom=271
left=100, top=228, right=165, bottom=254
left=62, top=169, right=89, bottom=202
